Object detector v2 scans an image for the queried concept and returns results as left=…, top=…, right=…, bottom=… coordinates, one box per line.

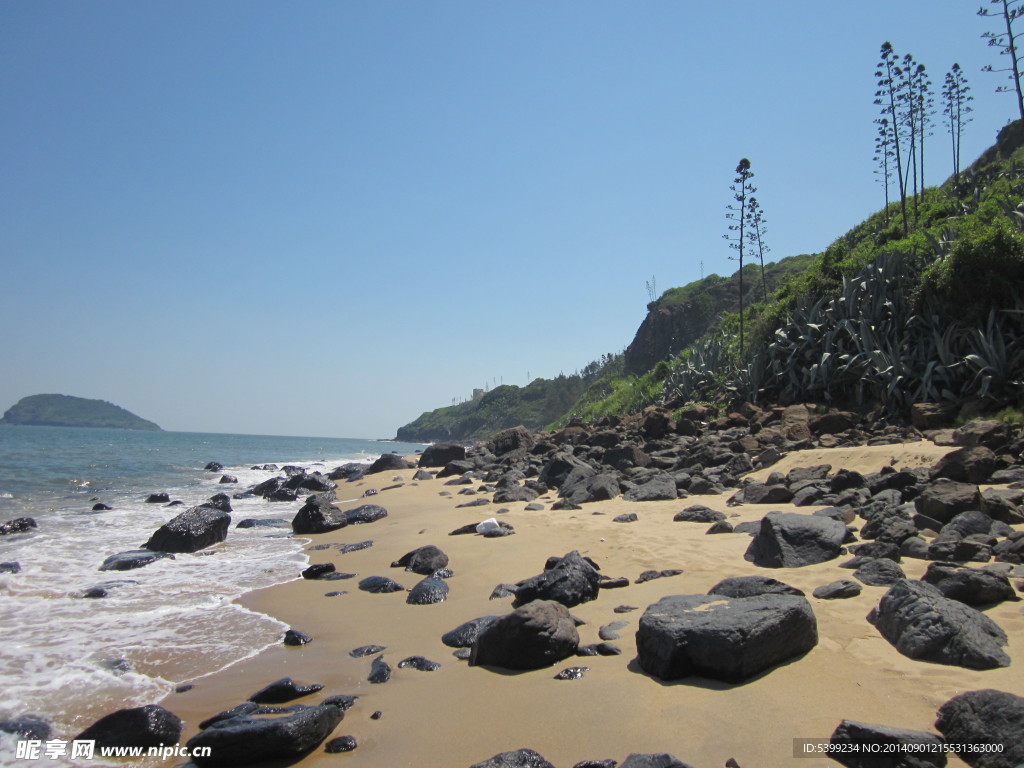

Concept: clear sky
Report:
left=1, top=1, right=1018, bottom=438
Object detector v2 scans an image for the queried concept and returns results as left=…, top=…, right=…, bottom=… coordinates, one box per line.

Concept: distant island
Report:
left=0, top=394, right=162, bottom=431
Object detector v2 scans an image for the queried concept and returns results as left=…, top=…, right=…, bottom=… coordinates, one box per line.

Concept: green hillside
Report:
left=1, top=394, right=162, bottom=431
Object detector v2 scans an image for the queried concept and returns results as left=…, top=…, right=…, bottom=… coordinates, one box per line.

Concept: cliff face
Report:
left=623, top=302, right=715, bottom=375
left=623, top=253, right=816, bottom=375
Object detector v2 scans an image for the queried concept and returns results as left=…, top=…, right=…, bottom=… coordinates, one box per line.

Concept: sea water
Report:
left=0, top=425, right=424, bottom=764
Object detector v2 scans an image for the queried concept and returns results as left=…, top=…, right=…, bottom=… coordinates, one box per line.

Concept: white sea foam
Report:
left=0, top=454, right=373, bottom=761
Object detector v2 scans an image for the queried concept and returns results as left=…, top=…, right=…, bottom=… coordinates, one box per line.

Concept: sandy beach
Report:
left=166, top=440, right=1024, bottom=768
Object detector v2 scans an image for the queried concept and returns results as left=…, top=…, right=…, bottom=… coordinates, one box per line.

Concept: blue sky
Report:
left=1, top=1, right=1018, bottom=438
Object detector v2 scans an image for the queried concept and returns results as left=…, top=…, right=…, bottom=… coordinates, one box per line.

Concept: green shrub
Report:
left=917, top=220, right=1024, bottom=325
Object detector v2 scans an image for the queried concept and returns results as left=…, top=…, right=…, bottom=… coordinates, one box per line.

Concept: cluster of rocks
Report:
left=410, top=405, right=946, bottom=510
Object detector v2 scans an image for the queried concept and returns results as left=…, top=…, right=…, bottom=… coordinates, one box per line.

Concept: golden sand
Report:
left=166, top=441, right=1023, bottom=767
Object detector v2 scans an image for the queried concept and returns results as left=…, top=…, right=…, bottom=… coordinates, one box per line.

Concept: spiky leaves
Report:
left=979, top=0, right=1024, bottom=121
left=724, top=158, right=755, bottom=359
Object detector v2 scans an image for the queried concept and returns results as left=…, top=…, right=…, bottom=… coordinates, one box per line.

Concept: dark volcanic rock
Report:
left=406, top=576, right=449, bottom=605
left=740, top=482, right=795, bottom=505
left=368, top=655, right=391, bottom=684
left=343, top=505, right=388, bottom=525
left=623, top=473, right=678, bottom=502
left=554, top=666, right=589, bottom=680
left=143, top=506, right=230, bottom=553
left=708, top=575, right=804, bottom=598
left=561, top=468, right=621, bottom=504
left=358, top=576, right=405, bottom=594
left=828, top=720, right=947, bottom=767
left=538, top=452, right=591, bottom=489
left=867, top=579, right=1010, bottom=669
left=813, top=580, right=863, bottom=600
left=397, top=655, right=441, bottom=671
left=301, top=563, right=337, bottom=580
left=350, top=644, right=386, bottom=657
left=494, top=484, right=541, bottom=504
left=634, top=569, right=683, bottom=584
left=469, top=749, right=557, bottom=768
left=283, top=629, right=312, bottom=646
left=75, top=705, right=182, bottom=748
left=0, top=716, right=51, bottom=741
left=930, top=445, right=999, bottom=485
left=920, top=562, right=1018, bottom=606
left=673, top=505, right=726, bottom=523
left=744, top=511, right=847, bottom=568
left=325, top=735, right=358, bottom=753
left=470, top=600, right=579, bottom=670
left=367, top=453, right=414, bottom=474
left=635, top=593, right=818, bottom=683
left=145, top=493, right=170, bottom=504
left=514, top=550, right=603, bottom=608
left=489, top=426, right=536, bottom=457
left=99, top=549, right=175, bottom=571
left=418, top=442, right=466, bottom=468
left=248, top=677, right=324, bottom=704
left=935, top=688, right=1024, bottom=768
left=187, top=703, right=344, bottom=767
left=914, top=480, right=984, bottom=525
left=619, top=756, right=696, bottom=768
left=0, top=517, right=38, bottom=535
left=0, top=561, right=21, bottom=574
left=442, top=615, right=500, bottom=648
left=392, top=545, right=449, bottom=574
left=853, top=558, right=907, bottom=587
left=292, top=494, right=347, bottom=535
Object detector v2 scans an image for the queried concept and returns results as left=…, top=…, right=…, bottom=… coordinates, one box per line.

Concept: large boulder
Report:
left=828, top=720, right=947, bottom=768
left=367, top=453, right=414, bottom=474
left=914, top=480, right=984, bottom=525
left=75, top=705, right=182, bottom=748
left=441, top=615, right=500, bottom=648
left=186, top=703, right=345, bottom=767
left=391, top=545, right=449, bottom=575
left=744, top=511, right=848, bottom=568
left=867, top=580, right=1010, bottom=670
left=143, top=506, right=230, bottom=553
left=514, top=551, right=602, bottom=608
left=623, top=473, right=678, bottom=502
left=470, top=600, right=579, bottom=670
left=935, top=689, right=1024, bottom=768
left=707, top=576, right=804, bottom=598
left=489, top=426, right=536, bottom=457
left=537, top=452, right=591, bottom=490
left=560, top=468, right=620, bottom=505
left=291, top=494, right=347, bottom=535
left=635, top=593, right=818, bottom=683
left=930, top=446, right=999, bottom=484
left=418, top=442, right=466, bottom=468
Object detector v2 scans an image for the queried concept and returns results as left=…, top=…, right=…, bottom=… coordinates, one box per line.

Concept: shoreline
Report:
left=162, top=435, right=1024, bottom=767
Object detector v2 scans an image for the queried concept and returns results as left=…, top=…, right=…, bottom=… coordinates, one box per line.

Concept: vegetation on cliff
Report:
left=1, top=394, right=162, bottom=431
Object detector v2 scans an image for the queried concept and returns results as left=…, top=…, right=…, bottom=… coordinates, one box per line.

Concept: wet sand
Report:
left=167, top=441, right=1024, bottom=767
